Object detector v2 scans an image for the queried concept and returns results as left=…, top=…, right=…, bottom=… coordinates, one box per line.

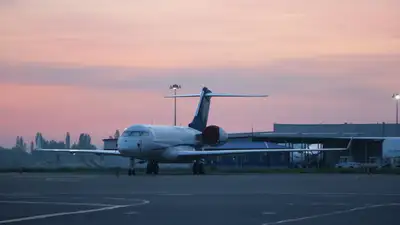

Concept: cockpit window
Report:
left=122, top=131, right=150, bottom=137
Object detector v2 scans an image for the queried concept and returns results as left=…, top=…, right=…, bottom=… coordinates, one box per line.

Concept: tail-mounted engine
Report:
left=199, top=125, right=228, bottom=146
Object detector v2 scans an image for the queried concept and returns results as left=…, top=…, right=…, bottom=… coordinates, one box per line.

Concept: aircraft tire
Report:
left=193, top=164, right=196, bottom=174
left=146, top=163, right=152, bottom=174
left=199, top=164, right=205, bottom=175
left=153, top=163, right=159, bottom=175
left=146, top=161, right=159, bottom=175
left=192, top=162, right=198, bottom=175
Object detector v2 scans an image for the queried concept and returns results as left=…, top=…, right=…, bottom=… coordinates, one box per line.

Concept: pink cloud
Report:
left=0, top=0, right=399, bottom=67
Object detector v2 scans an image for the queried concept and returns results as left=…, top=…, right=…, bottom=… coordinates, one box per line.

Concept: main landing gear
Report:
left=128, top=157, right=136, bottom=176
left=127, top=158, right=205, bottom=176
left=192, top=159, right=205, bottom=175
left=146, top=160, right=159, bottom=175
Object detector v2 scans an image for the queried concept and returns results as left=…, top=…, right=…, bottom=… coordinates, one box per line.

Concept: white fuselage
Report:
left=117, top=124, right=201, bottom=162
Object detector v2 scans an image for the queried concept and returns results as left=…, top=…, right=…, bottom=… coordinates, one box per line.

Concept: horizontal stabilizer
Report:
left=165, top=93, right=268, bottom=98
left=164, top=94, right=201, bottom=98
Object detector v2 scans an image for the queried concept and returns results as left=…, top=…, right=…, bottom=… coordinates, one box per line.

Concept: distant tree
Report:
left=14, top=136, right=26, bottom=151
left=114, top=130, right=120, bottom=139
left=34, top=132, right=66, bottom=149
left=66, top=132, right=71, bottom=149
left=35, top=132, right=43, bottom=148
left=15, top=136, right=20, bottom=148
left=73, top=133, right=96, bottom=149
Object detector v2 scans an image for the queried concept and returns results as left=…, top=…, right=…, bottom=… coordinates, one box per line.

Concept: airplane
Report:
left=35, top=87, right=352, bottom=175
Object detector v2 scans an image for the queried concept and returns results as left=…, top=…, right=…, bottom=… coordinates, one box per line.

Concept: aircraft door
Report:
left=137, top=139, right=143, bottom=153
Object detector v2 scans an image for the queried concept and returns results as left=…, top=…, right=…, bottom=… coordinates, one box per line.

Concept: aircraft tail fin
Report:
left=165, top=87, right=268, bottom=132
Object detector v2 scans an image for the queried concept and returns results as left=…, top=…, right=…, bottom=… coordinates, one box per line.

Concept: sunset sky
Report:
left=1, top=0, right=399, bottom=147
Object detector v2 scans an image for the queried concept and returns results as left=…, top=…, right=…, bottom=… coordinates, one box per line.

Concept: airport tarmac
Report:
left=0, top=173, right=399, bottom=225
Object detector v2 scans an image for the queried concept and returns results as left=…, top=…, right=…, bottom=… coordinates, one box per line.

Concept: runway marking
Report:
left=124, top=211, right=139, bottom=215
left=1, top=196, right=50, bottom=199
left=131, top=191, right=168, bottom=195
left=0, top=199, right=150, bottom=224
left=143, top=191, right=400, bottom=197
left=262, top=203, right=400, bottom=225
left=45, top=178, right=80, bottom=182
left=159, top=193, right=193, bottom=196
left=261, top=192, right=400, bottom=197
left=104, top=197, right=126, bottom=201
left=0, top=200, right=113, bottom=207
left=262, top=212, right=276, bottom=215
left=311, top=202, right=348, bottom=206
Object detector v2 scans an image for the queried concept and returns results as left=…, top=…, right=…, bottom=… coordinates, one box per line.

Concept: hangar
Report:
left=240, top=123, right=400, bottom=168
left=273, top=123, right=399, bottom=137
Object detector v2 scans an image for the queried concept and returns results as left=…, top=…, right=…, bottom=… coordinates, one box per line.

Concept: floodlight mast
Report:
left=169, top=84, right=181, bottom=126
left=393, top=93, right=400, bottom=136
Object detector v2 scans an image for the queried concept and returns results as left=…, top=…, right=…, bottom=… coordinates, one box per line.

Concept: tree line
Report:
left=0, top=129, right=122, bottom=152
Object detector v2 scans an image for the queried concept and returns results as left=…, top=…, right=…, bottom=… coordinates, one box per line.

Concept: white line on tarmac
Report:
left=311, top=202, right=348, bottom=206
left=262, top=203, right=400, bottom=225
left=262, top=212, right=276, bottom=215
left=0, top=199, right=150, bottom=224
left=131, top=191, right=168, bottom=195
left=2, top=196, right=50, bottom=199
left=45, top=178, right=80, bottom=182
left=260, top=192, right=400, bottom=197
left=0, top=200, right=113, bottom=207
left=124, top=211, right=139, bottom=215
left=104, top=197, right=127, bottom=201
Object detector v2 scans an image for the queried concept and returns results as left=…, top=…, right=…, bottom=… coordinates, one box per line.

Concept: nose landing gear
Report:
left=146, top=160, right=159, bottom=175
left=128, top=157, right=136, bottom=176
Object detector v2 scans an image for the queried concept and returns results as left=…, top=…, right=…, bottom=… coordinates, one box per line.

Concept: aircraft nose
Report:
left=117, top=137, right=142, bottom=152
left=117, top=138, right=130, bottom=150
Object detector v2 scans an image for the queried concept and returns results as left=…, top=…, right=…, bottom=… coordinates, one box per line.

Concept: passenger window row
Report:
left=122, top=131, right=150, bottom=137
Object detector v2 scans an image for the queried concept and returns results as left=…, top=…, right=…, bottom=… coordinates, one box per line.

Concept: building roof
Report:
left=103, top=138, right=117, bottom=142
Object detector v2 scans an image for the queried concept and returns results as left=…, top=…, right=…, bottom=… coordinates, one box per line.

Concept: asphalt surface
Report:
left=0, top=172, right=399, bottom=225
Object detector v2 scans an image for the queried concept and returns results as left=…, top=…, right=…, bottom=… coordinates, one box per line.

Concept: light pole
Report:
left=169, top=84, right=181, bottom=126
left=393, top=93, right=400, bottom=136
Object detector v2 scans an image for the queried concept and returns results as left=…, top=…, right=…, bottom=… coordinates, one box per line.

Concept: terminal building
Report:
left=103, top=123, right=400, bottom=168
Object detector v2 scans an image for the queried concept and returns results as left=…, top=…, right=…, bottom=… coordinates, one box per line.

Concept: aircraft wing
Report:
left=35, top=148, right=121, bottom=156
left=228, top=132, right=385, bottom=144
left=176, top=139, right=352, bottom=159
left=34, top=135, right=121, bottom=156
